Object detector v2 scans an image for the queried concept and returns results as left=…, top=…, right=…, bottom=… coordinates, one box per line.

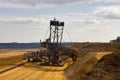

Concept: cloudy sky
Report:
left=0, top=0, right=120, bottom=42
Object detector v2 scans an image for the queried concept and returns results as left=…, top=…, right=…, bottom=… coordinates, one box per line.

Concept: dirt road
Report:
left=0, top=62, right=68, bottom=80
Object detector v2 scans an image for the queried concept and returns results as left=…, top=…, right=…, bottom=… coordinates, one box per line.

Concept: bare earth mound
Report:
left=65, top=43, right=120, bottom=80
left=81, top=51, right=120, bottom=80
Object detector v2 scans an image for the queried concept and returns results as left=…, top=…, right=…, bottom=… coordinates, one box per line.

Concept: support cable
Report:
left=64, top=26, right=75, bottom=48
left=64, top=26, right=73, bottom=43
left=43, top=26, right=49, bottom=41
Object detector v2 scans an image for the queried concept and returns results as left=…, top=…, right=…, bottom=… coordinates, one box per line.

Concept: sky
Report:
left=0, top=0, right=120, bottom=43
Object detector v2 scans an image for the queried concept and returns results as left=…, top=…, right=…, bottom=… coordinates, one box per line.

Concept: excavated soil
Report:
left=65, top=43, right=120, bottom=80
left=81, top=51, right=120, bottom=80
left=0, top=43, right=120, bottom=80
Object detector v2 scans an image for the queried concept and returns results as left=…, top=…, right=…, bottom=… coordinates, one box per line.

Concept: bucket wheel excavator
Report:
left=40, top=18, right=65, bottom=66
left=23, top=18, right=78, bottom=66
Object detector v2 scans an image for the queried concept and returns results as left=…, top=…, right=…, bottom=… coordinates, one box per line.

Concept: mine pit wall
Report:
left=64, top=52, right=112, bottom=80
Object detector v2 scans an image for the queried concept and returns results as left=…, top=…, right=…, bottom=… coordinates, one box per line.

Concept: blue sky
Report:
left=0, top=0, right=120, bottom=42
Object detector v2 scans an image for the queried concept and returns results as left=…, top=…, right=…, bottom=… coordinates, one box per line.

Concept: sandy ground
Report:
left=0, top=44, right=118, bottom=80
left=0, top=50, right=111, bottom=80
left=0, top=48, right=40, bottom=70
left=0, top=49, right=25, bottom=70
left=0, top=49, right=70, bottom=80
left=0, top=62, right=69, bottom=80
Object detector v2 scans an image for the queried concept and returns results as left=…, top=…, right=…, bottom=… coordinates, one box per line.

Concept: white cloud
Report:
left=96, top=0, right=120, bottom=2
left=92, top=6, right=120, bottom=19
left=0, top=0, right=83, bottom=7
left=1, top=0, right=119, bottom=8
left=71, top=19, right=100, bottom=24
left=0, top=17, right=48, bottom=25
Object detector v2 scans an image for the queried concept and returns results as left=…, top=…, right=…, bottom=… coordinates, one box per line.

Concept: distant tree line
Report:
left=0, top=42, right=68, bottom=48
left=0, top=43, right=40, bottom=48
left=110, top=36, right=120, bottom=43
